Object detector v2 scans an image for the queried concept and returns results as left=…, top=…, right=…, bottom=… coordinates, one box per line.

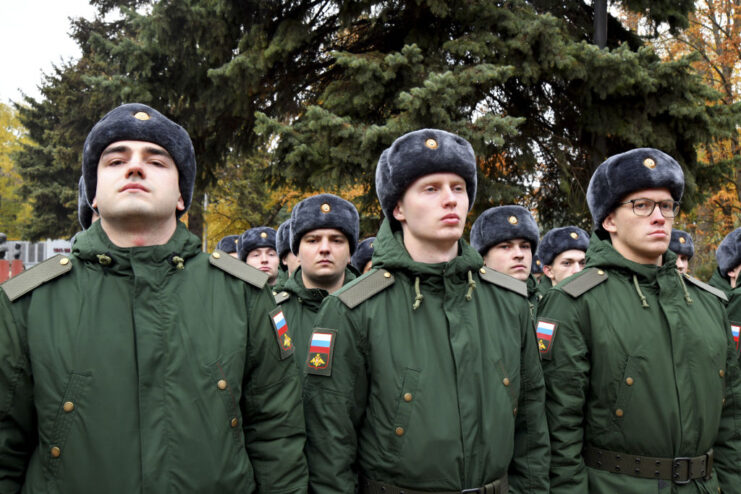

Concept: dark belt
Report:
left=583, top=445, right=713, bottom=485
left=359, top=474, right=508, bottom=494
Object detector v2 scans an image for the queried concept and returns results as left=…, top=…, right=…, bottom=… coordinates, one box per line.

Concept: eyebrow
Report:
left=100, top=145, right=172, bottom=159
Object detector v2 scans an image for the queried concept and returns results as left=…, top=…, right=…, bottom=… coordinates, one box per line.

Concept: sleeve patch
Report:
left=270, top=308, right=294, bottom=360
left=536, top=319, right=558, bottom=360
left=731, top=322, right=740, bottom=354
left=305, top=329, right=336, bottom=376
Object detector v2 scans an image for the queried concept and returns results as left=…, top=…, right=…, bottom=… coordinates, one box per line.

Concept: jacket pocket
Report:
left=47, top=372, right=92, bottom=479
left=612, top=355, right=639, bottom=426
left=207, top=349, right=245, bottom=447
left=386, top=367, right=421, bottom=460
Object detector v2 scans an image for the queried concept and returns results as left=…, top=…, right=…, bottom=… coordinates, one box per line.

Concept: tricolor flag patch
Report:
left=536, top=319, right=558, bottom=360
left=269, top=308, right=294, bottom=360
left=731, top=323, right=740, bottom=353
left=306, top=330, right=336, bottom=376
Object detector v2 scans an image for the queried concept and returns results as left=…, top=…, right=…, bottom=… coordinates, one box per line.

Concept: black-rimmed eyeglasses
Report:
left=618, top=199, right=680, bottom=218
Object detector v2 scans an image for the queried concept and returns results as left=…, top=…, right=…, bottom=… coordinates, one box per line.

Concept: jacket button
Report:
left=403, top=393, right=413, bottom=402
left=395, top=427, right=404, bottom=436
left=213, top=252, right=221, bottom=259
left=217, top=379, right=227, bottom=390
left=625, top=377, right=634, bottom=386
left=63, top=401, right=75, bottom=412
left=480, top=267, right=486, bottom=274
left=384, top=272, right=392, bottom=279
left=502, top=378, right=510, bottom=386
left=719, top=369, right=725, bottom=377
left=615, top=409, right=624, bottom=417
left=60, top=258, right=70, bottom=266
left=50, top=446, right=61, bottom=458
left=230, top=417, right=239, bottom=428
left=597, top=269, right=605, bottom=275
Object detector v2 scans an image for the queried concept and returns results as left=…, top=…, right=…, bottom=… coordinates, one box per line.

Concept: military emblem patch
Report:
left=536, top=319, right=558, bottom=360
left=306, top=330, right=336, bottom=376
left=731, top=323, right=740, bottom=353
left=270, top=308, right=294, bottom=360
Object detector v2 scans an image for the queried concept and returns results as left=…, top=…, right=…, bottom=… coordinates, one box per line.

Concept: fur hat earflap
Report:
left=238, top=227, right=277, bottom=262
left=82, top=103, right=196, bottom=218
left=375, top=129, right=477, bottom=229
left=290, top=194, right=359, bottom=255
left=536, top=226, right=590, bottom=267
left=469, top=205, right=539, bottom=255
left=586, top=148, right=684, bottom=231
left=716, top=228, right=741, bottom=278
left=669, top=229, right=694, bottom=260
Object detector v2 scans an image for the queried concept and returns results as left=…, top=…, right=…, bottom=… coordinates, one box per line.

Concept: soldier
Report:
left=709, top=229, right=739, bottom=296
left=714, top=229, right=741, bottom=353
left=275, top=219, right=300, bottom=289
left=668, top=229, right=693, bottom=274
left=470, top=205, right=540, bottom=304
left=537, top=148, right=741, bottom=493
left=303, top=129, right=549, bottom=494
left=352, top=236, right=376, bottom=274
left=238, top=226, right=280, bottom=286
left=536, top=226, right=589, bottom=287
left=0, top=103, right=307, bottom=493
left=274, top=194, right=358, bottom=365
left=215, top=234, right=240, bottom=258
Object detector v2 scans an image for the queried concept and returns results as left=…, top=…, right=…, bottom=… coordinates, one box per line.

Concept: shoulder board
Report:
left=478, top=267, right=528, bottom=297
left=273, top=290, right=291, bottom=304
left=1, top=255, right=72, bottom=302
left=560, top=267, right=608, bottom=298
left=337, top=269, right=395, bottom=309
left=209, top=250, right=268, bottom=289
left=683, top=274, right=728, bottom=302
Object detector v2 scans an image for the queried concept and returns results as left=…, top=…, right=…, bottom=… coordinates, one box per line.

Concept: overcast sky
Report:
left=0, top=0, right=96, bottom=104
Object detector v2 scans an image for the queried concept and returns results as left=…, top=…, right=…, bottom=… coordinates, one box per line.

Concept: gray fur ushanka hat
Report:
left=716, top=228, right=741, bottom=277
left=375, top=129, right=477, bottom=229
left=238, top=227, right=277, bottom=261
left=289, top=194, right=359, bottom=255
left=276, top=220, right=292, bottom=260
left=536, top=226, right=589, bottom=266
left=586, top=148, right=684, bottom=231
left=82, top=103, right=196, bottom=218
left=669, top=229, right=694, bottom=259
left=352, top=236, right=376, bottom=272
left=531, top=254, right=543, bottom=275
left=77, top=176, right=94, bottom=230
left=216, top=234, right=240, bottom=254
left=470, top=205, right=539, bottom=255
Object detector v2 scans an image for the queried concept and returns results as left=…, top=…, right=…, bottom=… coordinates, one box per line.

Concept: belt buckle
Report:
left=671, top=457, right=692, bottom=485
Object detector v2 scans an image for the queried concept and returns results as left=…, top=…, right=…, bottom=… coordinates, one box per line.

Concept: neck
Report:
left=302, top=269, right=346, bottom=294
left=100, top=216, right=178, bottom=248
left=401, top=232, right=458, bottom=264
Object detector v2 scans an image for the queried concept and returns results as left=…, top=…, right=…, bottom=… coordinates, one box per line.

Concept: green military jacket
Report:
left=275, top=266, right=356, bottom=367
left=709, top=268, right=732, bottom=298
left=537, top=233, right=741, bottom=494
left=274, top=267, right=290, bottom=291
left=0, top=221, right=307, bottom=494
left=302, top=220, right=549, bottom=494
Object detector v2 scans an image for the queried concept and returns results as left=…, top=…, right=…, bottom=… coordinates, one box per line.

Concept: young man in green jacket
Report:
left=274, top=193, right=358, bottom=366
left=0, top=103, right=307, bottom=493
left=668, top=229, right=693, bottom=275
left=537, top=148, right=741, bottom=493
left=715, top=228, right=741, bottom=354
left=303, top=129, right=549, bottom=494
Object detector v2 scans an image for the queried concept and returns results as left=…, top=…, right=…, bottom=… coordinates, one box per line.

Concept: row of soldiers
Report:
left=2, top=102, right=741, bottom=494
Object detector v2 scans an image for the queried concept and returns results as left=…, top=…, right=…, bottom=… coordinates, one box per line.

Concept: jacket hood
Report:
left=72, top=220, right=203, bottom=274
left=585, top=232, right=678, bottom=284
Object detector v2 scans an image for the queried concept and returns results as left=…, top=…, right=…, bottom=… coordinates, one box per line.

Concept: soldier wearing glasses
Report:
left=536, top=148, right=741, bottom=493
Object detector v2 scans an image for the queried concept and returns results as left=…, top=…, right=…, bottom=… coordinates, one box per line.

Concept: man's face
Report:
left=246, top=247, right=280, bottom=285
left=393, top=173, right=468, bottom=249
left=675, top=253, right=689, bottom=274
left=483, top=238, right=533, bottom=281
left=282, top=252, right=300, bottom=277
left=728, top=264, right=741, bottom=289
left=602, top=188, right=674, bottom=265
left=93, top=141, right=183, bottom=222
left=298, top=228, right=351, bottom=285
left=544, top=249, right=586, bottom=284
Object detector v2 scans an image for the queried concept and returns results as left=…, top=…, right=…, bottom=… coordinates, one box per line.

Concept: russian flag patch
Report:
left=731, top=323, right=740, bottom=353
left=536, top=319, right=558, bottom=360
left=269, top=308, right=294, bottom=360
left=306, top=330, right=336, bottom=376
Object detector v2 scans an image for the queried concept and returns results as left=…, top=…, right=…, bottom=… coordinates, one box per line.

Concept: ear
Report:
left=392, top=201, right=406, bottom=222
left=92, top=196, right=98, bottom=209
left=543, top=265, right=555, bottom=281
left=602, top=211, right=618, bottom=233
left=176, top=194, right=185, bottom=211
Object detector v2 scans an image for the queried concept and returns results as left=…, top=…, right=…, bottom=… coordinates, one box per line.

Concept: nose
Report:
left=513, top=246, right=524, bottom=259
left=318, top=238, right=331, bottom=253
left=649, top=202, right=666, bottom=224
left=442, top=185, right=458, bottom=208
left=125, top=161, right=145, bottom=179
